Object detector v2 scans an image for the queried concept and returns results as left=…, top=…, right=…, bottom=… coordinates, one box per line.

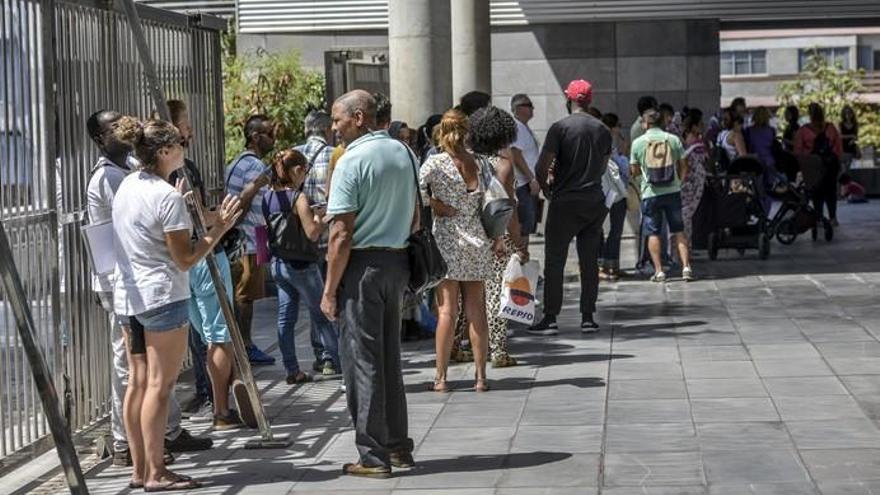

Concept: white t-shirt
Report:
left=511, top=119, right=540, bottom=187
left=112, top=171, right=193, bottom=316
left=86, top=157, right=131, bottom=293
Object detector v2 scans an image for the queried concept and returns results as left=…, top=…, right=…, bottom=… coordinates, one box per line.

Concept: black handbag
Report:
left=403, top=145, right=448, bottom=293
left=262, top=190, right=319, bottom=263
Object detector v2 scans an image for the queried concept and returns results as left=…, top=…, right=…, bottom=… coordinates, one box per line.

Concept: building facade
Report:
left=720, top=28, right=880, bottom=108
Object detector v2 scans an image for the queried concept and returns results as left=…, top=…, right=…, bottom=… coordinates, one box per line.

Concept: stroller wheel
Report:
left=775, top=220, right=797, bottom=245
left=823, top=219, right=834, bottom=242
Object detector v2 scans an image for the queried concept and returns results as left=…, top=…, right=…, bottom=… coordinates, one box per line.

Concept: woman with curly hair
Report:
left=466, top=105, right=529, bottom=368
left=112, top=119, right=242, bottom=491
left=419, top=109, right=503, bottom=392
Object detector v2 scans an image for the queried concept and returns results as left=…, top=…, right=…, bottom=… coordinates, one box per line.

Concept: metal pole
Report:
left=0, top=222, right=88, bottom=495
left=117, top=0, right=286, bottom=447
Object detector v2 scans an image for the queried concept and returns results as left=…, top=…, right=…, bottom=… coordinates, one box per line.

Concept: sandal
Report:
left=491, top=354, right=518, bottom=368
left=432, top=377, right=449, bottom=393
left=144, top=472, right=202, bottom=492
left=128, top=480, right=144, bottom=489
left=474, top=378, right=490, bottom=393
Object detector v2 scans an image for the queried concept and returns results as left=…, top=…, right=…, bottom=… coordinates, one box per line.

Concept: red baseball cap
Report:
left=564, top=79, right=593, bottom=104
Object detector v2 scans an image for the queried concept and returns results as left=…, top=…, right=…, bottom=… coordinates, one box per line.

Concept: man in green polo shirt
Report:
left=321, top=89, right=418, bottom=479
left=630, top=108, right=694, bottom=283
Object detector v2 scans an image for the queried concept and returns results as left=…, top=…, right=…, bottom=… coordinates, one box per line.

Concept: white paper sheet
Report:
left=81, top=220, right=116, bottom=276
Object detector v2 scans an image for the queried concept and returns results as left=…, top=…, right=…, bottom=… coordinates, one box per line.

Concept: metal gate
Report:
left=0, top=0, right=226, bottom=469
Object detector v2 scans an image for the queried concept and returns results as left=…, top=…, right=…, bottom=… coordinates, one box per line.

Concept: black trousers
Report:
left=543, top=191, right=608, bottom=317
left=813, top=165, right=840, bottom=221
left=338, top=249, right=413, bottom=467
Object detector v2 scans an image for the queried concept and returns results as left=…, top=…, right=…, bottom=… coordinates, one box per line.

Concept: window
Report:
left=720, top=50, right=767, bottom=76
left=799, top=47, right=850, bottom=71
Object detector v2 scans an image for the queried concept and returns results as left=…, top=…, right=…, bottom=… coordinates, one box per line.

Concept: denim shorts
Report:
left=120, top=300, right=189, bottom=355
left=641, top=192, right=685, bottom=236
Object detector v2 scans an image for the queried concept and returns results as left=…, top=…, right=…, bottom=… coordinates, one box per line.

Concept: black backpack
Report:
left=811, top=125, right=840, bottom=173
left=261, top=189, right=319, bottom=263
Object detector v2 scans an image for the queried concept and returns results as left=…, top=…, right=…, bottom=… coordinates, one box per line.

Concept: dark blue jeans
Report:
left=310, top=259, right=329, bottom=365
left=271, top=259, right=340, bottom=375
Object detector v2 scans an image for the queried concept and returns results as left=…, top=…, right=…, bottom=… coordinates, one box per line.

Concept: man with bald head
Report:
left=321, top=90, right=419, bottom=478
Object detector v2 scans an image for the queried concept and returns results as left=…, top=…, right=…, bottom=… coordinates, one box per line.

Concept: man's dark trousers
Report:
left=338, top=249, right=413, bottom=467
left=543, top=190, right=608, bottom=317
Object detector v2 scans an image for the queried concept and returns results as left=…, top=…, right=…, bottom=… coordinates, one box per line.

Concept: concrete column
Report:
left=451, top=0, right=492, bottom=102
left=388, top=0, right=451, bottom=126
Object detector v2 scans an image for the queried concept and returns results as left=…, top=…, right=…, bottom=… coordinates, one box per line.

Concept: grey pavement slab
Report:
left=19, top=202, right=880, bottom=494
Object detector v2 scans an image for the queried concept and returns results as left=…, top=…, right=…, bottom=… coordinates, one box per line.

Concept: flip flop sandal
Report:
left=128, top=480, right=144, bottom=489
left=144, top=475, right=201, bottom=492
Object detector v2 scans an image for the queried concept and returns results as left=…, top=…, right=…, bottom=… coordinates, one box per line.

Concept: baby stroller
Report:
left=706, top=157, right=771, bottom=260
left=768, top=154, right=833, bottom=244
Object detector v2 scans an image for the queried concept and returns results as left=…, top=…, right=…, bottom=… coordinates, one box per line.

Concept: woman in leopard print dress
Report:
left=451, top=106, right=530, bottom=368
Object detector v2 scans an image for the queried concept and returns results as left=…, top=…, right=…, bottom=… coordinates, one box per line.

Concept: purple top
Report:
left=746, top=126, right=776, bottom=169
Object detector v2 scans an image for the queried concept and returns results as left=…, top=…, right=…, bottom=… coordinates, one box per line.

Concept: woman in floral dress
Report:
left=680, top=110, right=708, bottom=244
left=419, top=109, right=503, bottom=392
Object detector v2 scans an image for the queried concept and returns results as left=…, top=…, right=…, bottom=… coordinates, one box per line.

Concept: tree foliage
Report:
left=222, top=29, right=325, bottom=163
left=777, top=49, right=880, bottom=151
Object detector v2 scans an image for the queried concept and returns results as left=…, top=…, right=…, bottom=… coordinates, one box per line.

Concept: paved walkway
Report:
left=39, top=202, right=880, bottom=493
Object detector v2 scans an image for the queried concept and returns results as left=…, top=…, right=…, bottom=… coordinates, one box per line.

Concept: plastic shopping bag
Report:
left=498, top=255, right=541, bottom=325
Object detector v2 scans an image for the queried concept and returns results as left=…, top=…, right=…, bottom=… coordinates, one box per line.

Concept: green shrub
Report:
left=222, top=34, right=325, bottom=163
left=777, top=50, right=880, bottom=151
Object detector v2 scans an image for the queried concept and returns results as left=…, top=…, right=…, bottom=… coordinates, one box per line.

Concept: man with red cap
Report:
left=528, top=79, right=612, bottom=336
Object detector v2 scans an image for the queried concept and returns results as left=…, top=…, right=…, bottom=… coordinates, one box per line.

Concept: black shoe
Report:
left=527, top=315, right=559, bottom=336
left=165, top=429, right=213, bottom=452
left=112, top=448, right=132, bottom=467
left=581, top=315, right=600, bottom=334
left=390, top=451, right=415, bottom=469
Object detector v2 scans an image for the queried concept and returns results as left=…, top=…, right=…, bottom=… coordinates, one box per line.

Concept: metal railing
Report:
left=0, top=0, right=226, bottom=469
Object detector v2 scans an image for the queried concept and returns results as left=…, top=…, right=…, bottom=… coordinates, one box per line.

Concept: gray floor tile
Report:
left=510, top=425, right=603, bottom=454
left=607, top=399, right=693, bottom=424
left=683, top=361, right=759, bottom=380
left=753, top=359, right=835, bottom=377
left=610, top=379, right=689, bottom=400
left=817, top=481, right=880, bottom=495
left=702, top=450, right=811, bottom=484
left=393, top=455, right=505, bottom=489
left=604, top=452, right=705, bottom=487
left=497, top=453, right=599, bottom=487
left=605, top=423, right=698, bottom=453
left=520, top=398, right=605, bottom=426
left=679, top=346, right=750, bottom=362
left=801, top=449, right=880, bottom=481
left=827, top=358, right=880, bottom=376
left=763, top=377, right=850, bottom=397
left=416, top=427, right=515, bottom=457
left=773, top=395, right=868, bottom=421
left=604, top=487, right=707, bottom=495
left=691, top=398, right=780, bottom=423
left=497, top=488, right=598, bottom=495
left=696, top=422, right=794, bottom=451
left=708, top=482, right=818, bottom=494
left=611, top=362, right=684, bottom=380
left=815, top=342, right=880, bottom=359
left=687, top=378, right=768, bottom=399
left=840, top=375, right=880, bottom=396
left=747, top=343, right=822, bottom=360
left=433, top=402, right=523, bottom=428
left=786, top=418, right=880, bottom=449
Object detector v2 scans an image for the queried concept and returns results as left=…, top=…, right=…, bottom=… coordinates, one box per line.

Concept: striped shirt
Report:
left=225, top=151, right=268, bottom=254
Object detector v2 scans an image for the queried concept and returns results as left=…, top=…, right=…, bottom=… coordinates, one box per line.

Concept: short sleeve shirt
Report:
left=630, top=128, right=685, bottom=199
left=86, top=157, right=131, bottom=293
left=327, top=131, right=417, bottom=249
left=541, top=113, right=612, bottom=200
left=112, top=172, right=193, bottom=316
left=225, top=152, right=268, bottom=254
left=511, top=119, right=540, bottom=187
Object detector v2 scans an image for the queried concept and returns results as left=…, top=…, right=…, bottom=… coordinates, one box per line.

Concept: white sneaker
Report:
left=650, top=271, right=667, bottom=283
left=682, top=266, right=695, bottom=282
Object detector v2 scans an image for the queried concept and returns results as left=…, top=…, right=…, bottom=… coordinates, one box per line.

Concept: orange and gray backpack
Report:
left=644, top=138, right=676, bottom=185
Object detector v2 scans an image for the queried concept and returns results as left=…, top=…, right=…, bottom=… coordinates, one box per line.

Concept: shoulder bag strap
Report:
left=225, top=150, right=259, bottom=186
left=306, top=144, right=328, bottom=172
left=401, top=142, right=425, bottom=211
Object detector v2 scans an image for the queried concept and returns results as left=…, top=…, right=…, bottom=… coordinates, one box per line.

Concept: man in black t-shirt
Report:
left=529, top=79, right=611, bottom=336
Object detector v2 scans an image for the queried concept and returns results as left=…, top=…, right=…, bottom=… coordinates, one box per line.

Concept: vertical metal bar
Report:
left=0, top=221, right=89, bottom=494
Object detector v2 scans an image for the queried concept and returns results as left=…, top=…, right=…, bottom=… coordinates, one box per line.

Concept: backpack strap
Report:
left=225, top=150, right=260, bottom=186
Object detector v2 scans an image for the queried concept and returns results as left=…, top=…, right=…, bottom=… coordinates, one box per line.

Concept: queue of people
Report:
left=85, top=80, right=868, bottom=489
